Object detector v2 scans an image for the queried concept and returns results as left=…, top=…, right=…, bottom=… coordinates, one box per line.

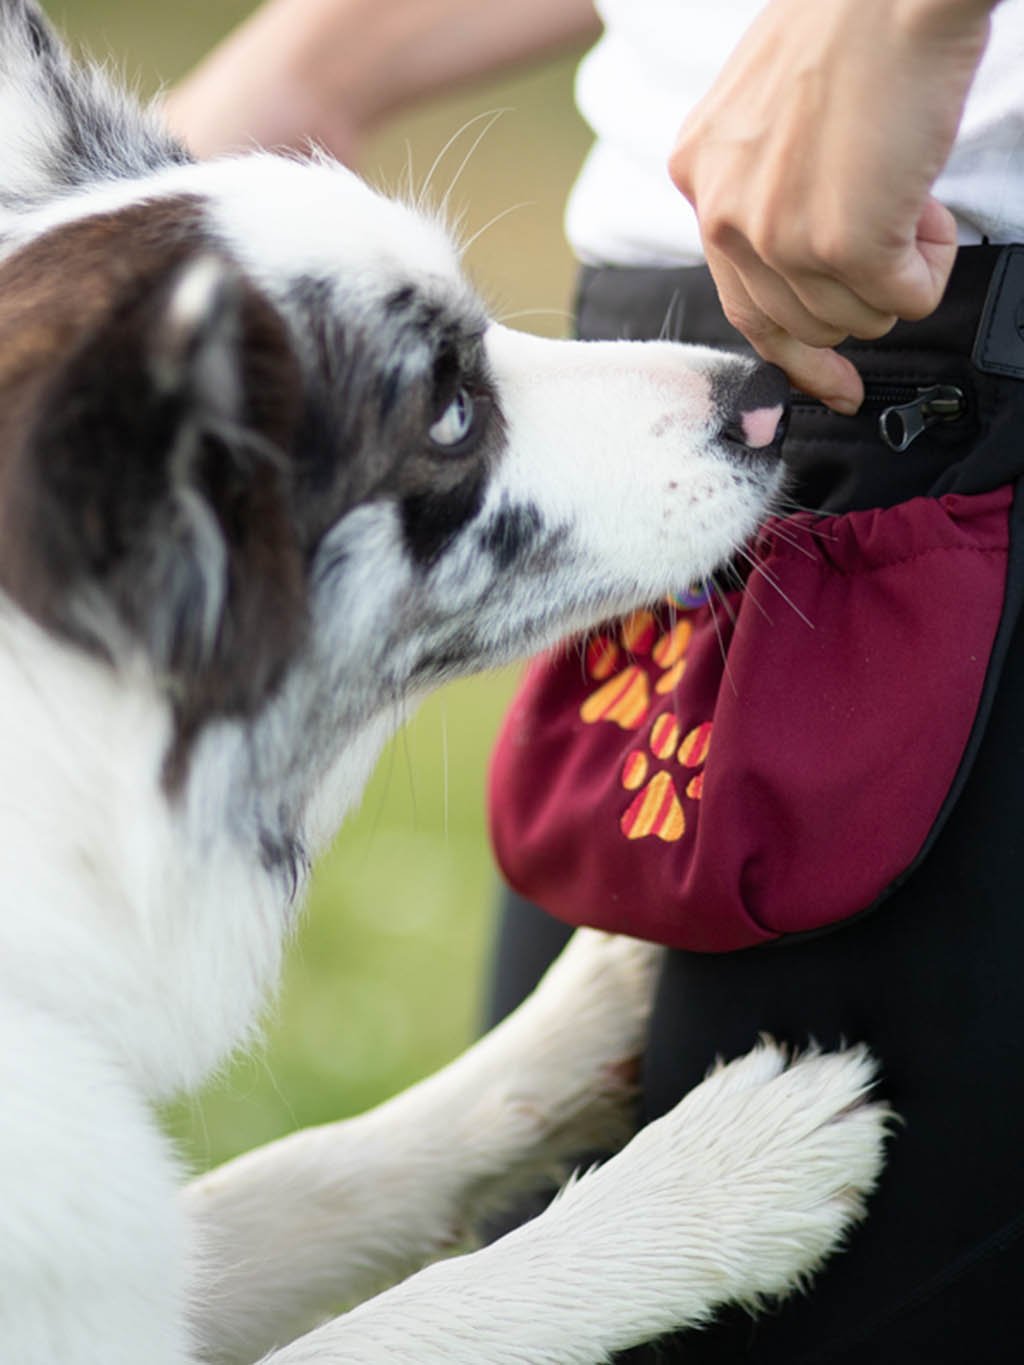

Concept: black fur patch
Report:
left=479, top=501, right=543, bottom=570
left=259, top=828, right=310, bottom=904
left=407, top=626, right=481, bottom=683
left=22, top=3, right=53, bottom=59
left=400, top=471, right=488, bottom=568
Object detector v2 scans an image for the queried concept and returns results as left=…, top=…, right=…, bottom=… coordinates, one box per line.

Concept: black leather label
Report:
left=973, top=246, right=1024, bottom=379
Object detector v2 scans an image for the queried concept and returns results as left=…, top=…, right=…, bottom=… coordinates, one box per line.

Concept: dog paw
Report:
left=577, top=1039, right=890, bottom=1324
left=464, top=931, right=663, bottom=1192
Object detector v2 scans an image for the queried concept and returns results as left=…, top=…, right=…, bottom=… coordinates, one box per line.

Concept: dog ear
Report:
left=5, top=249, right=307, bottom=759
left=0, top=0, right=189, bottom=216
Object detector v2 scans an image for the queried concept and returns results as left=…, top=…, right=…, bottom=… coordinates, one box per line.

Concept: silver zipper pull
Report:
left=879, top=385, right=966, bottom=452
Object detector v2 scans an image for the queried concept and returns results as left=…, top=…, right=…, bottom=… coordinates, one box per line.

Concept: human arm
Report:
left=163, top=0, right=600, bottom=165
left=668, top=0, right=1002, bottom=412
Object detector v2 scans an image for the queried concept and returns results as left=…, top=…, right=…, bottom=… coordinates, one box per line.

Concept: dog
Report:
left=0, top=3, right=888, bottom=1361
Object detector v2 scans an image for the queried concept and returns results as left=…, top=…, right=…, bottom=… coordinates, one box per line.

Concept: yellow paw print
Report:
left=619, top=719, right=711, bottom=841
left=579, top=608, right=711, bottom=843
left=580, top=610, right=693, bottom=730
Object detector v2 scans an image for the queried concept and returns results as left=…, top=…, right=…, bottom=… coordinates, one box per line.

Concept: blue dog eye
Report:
left=429, top=388, right=474, bottom=447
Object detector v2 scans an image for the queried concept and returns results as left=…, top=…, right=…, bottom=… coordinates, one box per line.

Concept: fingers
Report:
left=706, top=249, right=867, bottom=414
left=662, top=0, right=978, bottom=415
left=694, top=199, right=958, bottom=412
left=710, top=225, right=898, bottom=344
left=782, top=197, right=958, bottom=324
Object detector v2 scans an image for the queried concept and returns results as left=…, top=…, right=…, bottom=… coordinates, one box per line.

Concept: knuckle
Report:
left=747, top=218, right=790, bottom=273
left=806, top=230, right=862, bottom=278
left=897, top=289, right=943, bottom=323
left=802, top=320, right=847, bottom=348
left=719, top=296, right=749, bottom=331
left=851, top=313, right=898, bottom=342
left=667, top=147, right=694, bottom=198
left=722, top=300, right=780, bottom=343
left=703, top=212, right=741, bottom=253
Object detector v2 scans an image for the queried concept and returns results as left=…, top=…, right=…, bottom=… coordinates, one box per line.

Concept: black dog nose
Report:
left=722, top=363, right=791, bottom=451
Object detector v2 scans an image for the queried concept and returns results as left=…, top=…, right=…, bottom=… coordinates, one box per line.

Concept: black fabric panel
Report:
left=485, top=246, right=1024, bottom=1359
left=617, top=582, right=1024, bottom=1361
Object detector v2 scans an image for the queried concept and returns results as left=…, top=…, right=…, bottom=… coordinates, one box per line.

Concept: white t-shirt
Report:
left=566, top=0, right=1024, bottom=266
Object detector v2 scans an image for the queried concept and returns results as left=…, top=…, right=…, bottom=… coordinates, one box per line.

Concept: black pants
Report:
left=485, top=249, right=1024, bottom=1362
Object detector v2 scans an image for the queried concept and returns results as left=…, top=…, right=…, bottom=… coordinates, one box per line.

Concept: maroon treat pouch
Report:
left=489, top=488, right=1011, bottom=951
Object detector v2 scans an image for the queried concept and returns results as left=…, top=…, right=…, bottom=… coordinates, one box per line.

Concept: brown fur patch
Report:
left=0, top=196, right=308, bottom=782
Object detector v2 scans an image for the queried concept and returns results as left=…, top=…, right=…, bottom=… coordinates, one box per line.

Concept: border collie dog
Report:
left=0, top=3, right=887, bottom=1361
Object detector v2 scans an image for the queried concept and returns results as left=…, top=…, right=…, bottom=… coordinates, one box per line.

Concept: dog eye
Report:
left=428, top=387, right=476, bottom=450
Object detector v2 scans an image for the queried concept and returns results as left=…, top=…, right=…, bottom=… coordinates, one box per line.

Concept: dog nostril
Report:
left=722, top=363, right=791, bottom=451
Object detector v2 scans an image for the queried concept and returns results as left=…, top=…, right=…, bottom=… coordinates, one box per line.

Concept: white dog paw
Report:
left=611, top=1039, right=891, bottom=1313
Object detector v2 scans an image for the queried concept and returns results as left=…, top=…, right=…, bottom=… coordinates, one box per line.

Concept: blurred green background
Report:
left=42, top=2, right=593, bottom=1170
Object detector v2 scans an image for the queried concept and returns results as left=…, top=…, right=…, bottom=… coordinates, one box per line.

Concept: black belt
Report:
left=575, top=246, right=1024, bottom=513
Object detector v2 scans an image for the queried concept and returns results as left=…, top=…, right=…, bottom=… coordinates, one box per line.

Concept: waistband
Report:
left=575, top=246, right=1017, bottom=359
left=575, top=247, right=1024, bottom=512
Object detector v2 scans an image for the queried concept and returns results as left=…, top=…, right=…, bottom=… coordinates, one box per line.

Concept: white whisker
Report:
left=705, top=576, right=739, bottom=697
left=773, top=498, right=839, bottom=541
left=495, top=306, right=575, bottom=327
left=708, top=572, right=738, bottom=629
left=736, top=547, right=815, bottom=629
left=658, top=290, right=682, bottom=342
left=761, top=521, right=817, bottom=561
left=739, top=576, right=774, bottom=625
left=722, top=558, right=775, bottom=626
left=461, top=201, right=533, bottom=256
left=415, top=108, right=510, bottom=214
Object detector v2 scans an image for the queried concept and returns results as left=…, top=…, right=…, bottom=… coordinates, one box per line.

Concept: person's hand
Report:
left=668, top=0, right=997, bottom=412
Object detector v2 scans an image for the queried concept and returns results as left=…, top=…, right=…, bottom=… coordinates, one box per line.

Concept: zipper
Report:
left=876, top=384, right=967, bottom=452
left=791, top=382, right=968, bottom=452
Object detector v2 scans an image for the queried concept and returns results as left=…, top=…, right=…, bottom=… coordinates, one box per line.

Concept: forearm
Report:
left=164, top=0, right=600, bottom=160
left=299, top=0, right=599, bottom=124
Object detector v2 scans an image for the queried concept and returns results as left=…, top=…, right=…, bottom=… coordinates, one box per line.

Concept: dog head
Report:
left=0, top=0, right=787, bottom=829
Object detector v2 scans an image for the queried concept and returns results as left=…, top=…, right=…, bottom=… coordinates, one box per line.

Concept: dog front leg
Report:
left=185, top=931, right=660, bottom=1365
left=260, top=1042, right=888, bottom=1365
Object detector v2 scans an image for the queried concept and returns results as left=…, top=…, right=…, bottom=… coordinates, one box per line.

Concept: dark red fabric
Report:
left=488, top=488, right=1012, bottom=951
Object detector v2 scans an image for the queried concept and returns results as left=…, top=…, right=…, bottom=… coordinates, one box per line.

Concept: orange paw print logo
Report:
left=619, top=718, right=711, bottom=842
left=579, top=608, right=711, bottom=844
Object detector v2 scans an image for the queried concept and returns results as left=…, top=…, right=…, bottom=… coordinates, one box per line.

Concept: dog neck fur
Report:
left=0, top=580, right=409, bottom=1102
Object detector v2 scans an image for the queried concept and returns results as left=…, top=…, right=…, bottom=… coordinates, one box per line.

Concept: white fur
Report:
left=0, top=6, right=889, bottom=1360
